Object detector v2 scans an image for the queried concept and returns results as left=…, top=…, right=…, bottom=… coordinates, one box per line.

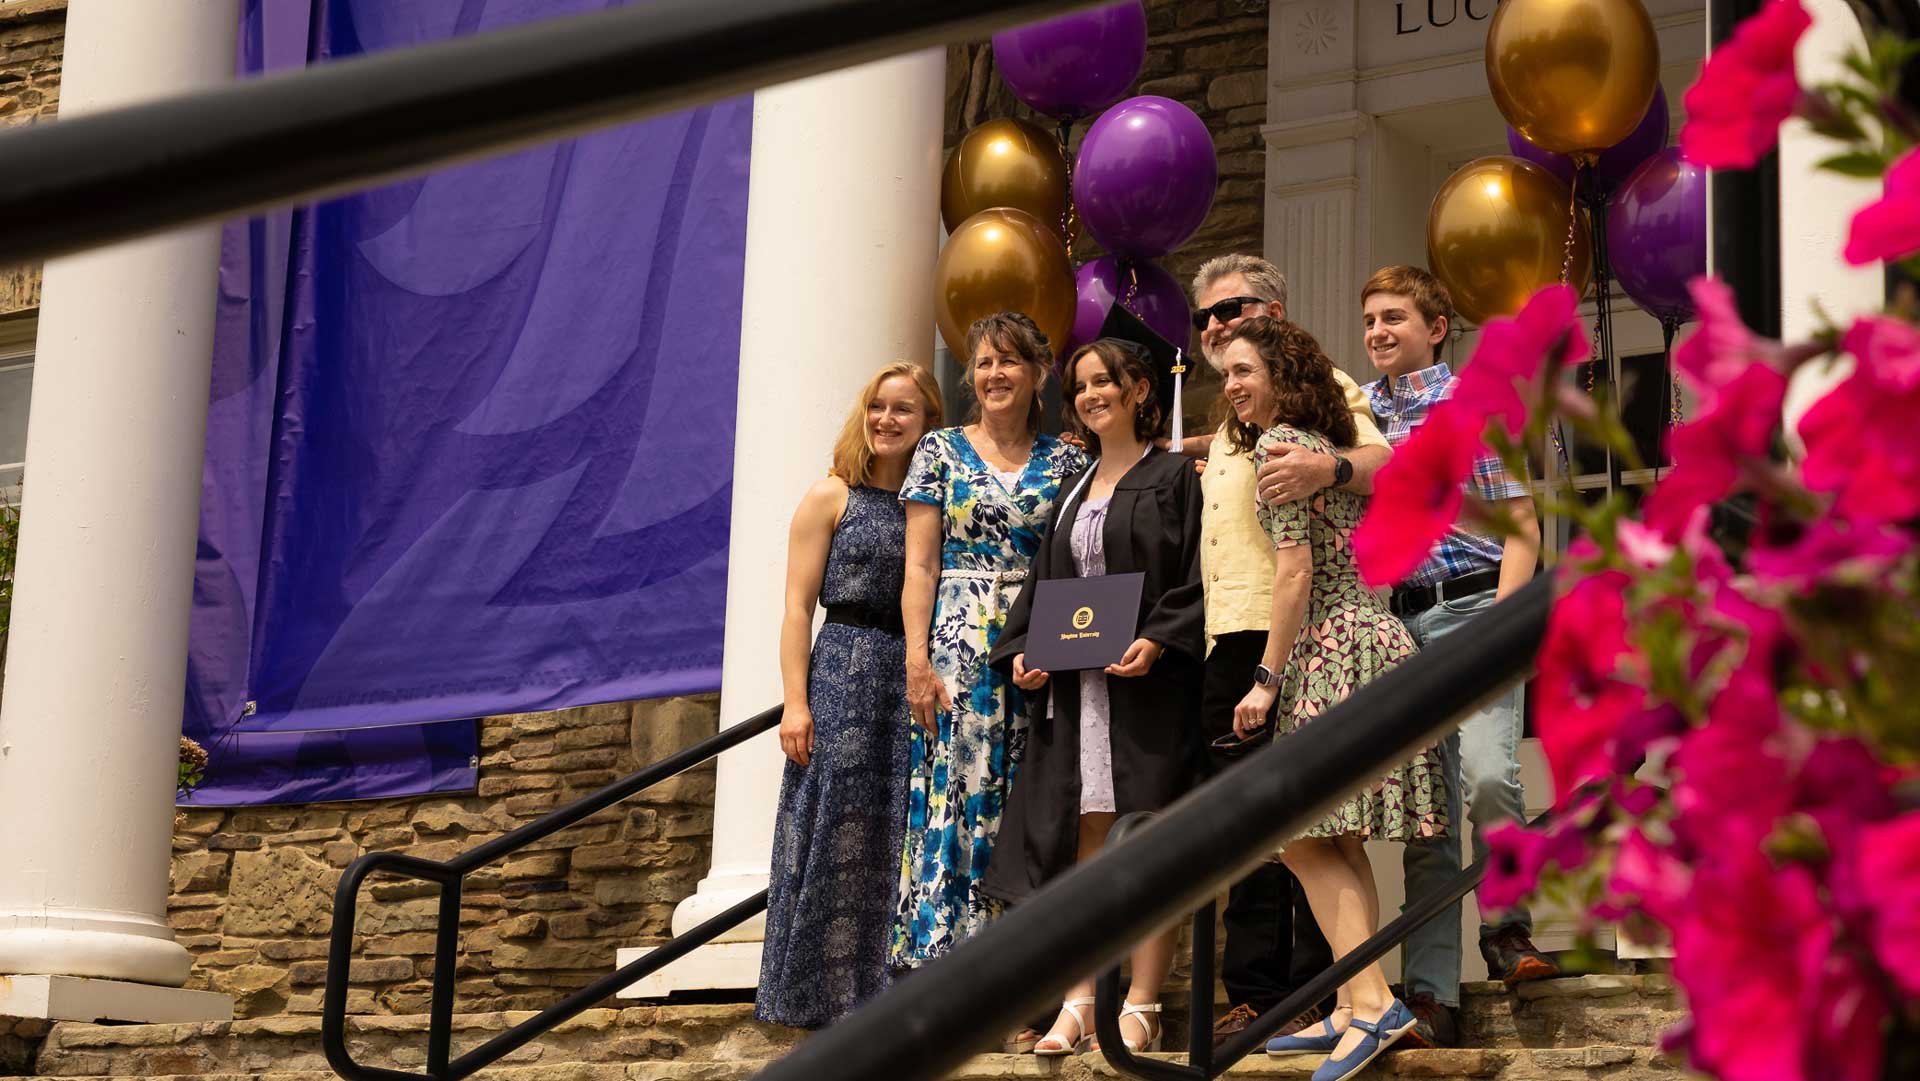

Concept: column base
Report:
left=668, top=872, right=767, bottom=940
left=613, top=941, right=762, bottom=1000
left=0, top=974, right=232, bottom=1024
left=0, top=914, right=194, bottom=987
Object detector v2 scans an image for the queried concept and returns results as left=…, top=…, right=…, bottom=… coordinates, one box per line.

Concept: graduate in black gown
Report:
left=983, top=316, right=1205, bottom=1057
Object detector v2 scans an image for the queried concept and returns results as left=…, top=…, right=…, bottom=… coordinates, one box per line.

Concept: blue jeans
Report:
left=1398, top=586, right=1530, bottom=1007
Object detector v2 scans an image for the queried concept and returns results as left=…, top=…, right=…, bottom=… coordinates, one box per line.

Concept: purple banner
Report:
left=183, top=0, right=750, bottom=804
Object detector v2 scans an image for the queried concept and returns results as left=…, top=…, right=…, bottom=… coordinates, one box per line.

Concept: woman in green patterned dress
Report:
left=1221, top=317, right=1446, bottom=1081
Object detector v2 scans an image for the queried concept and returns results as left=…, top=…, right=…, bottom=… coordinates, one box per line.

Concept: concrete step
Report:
left=1458, top=976, right=1683, bottom=1050
left=31, top=1006, right=800, bottom=1078
left=21, top=1045, right=1682, bottom=1081
left=27, top=977, right=1682, bottom=1081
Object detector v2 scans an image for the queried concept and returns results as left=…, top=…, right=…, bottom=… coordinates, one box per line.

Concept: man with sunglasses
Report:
left=1181, top=254, right=1392, bottom=1050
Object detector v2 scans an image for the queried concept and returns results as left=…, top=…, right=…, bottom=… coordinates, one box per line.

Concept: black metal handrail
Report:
left=0, top=0, right=1109, bottom=266
left=322, top=703, right=783, bottom=1081
left=751, top=575, right=1552, bottom=1081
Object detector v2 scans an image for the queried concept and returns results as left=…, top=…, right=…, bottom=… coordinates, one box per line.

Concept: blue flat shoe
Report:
left=1310, top=999, right=1416, bottom=1081
left=1266, top=1014, right=1343, bottom=1057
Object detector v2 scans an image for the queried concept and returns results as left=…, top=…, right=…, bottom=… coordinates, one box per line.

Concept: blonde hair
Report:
left=828, top=362, right=945, bottom=487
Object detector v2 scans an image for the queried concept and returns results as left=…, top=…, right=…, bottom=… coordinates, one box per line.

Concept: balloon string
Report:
left=1123, top=260, right=1140, bottom=314
left=1663, top=316, right=1683, bottom=439
left=1559, top=168, right=1579, bottom=288
left=1057, top=119, right=1077, bottom=261
left=1548, top=167, right=1578, bottom=477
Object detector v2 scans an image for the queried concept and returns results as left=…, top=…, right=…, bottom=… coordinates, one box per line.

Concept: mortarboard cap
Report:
left=1091, top=302, right=1191, bottom=445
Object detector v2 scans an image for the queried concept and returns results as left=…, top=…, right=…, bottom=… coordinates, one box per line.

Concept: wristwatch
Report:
left=1330, top=454, right=1354, bottom=489
left=1253, top=663, right=1277, bottom=687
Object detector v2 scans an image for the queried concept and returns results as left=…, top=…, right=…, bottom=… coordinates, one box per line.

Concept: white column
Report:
left=1777, top=0, right=1879, bottom=430
left=618, top=47, right=945, bottom=995
left=0, top=0, right=240, bottom=1019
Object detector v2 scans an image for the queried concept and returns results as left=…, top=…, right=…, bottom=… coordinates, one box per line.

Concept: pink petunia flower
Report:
left=1680, top=0, right=1812, bottom=169
left=1604, top=827, right=1693, bottom=932
left=1801, top=947, right=1891, bottom=1081
left=1747, top=517, right=1913, bottom=588
left=1798, top=323, right=1920, bottom=523
left=1453, top=284, right=1589, bottom=438
left=1670, top=852, right=1838, bottom=1081
left=1643, top=363, right=1788, bottom=538
left=1535, top=570, right=1644, bottom=800
left=1854, top=811, right=1920, bottom=998
left=1670, top=693, right=1790, bottom=853
left=1792, top=739, right=1901, bottom=891
left=1353, top=404, right=1478, bottom=587
left=1844, top=147, right=1920, bottom=266
left=1839, top=314, right=1920, bottom=390
left=1673, top=277, right=1776, bottom=409
left=1481, top=819, right=1587, bottom=913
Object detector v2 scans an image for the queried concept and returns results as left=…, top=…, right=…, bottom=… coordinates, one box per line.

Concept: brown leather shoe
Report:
left=1481, top=926, right=1560, bottom=985
left=1211, top=1002, right=1325, bottom=1050
left=1211, top=1004, right=1260, bottom=1049
left=1396, top=992, right=1458, bottom=1049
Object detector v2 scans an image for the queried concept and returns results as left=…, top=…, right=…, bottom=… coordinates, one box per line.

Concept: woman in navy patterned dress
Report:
left=755, top=362, right=944, bottom=1029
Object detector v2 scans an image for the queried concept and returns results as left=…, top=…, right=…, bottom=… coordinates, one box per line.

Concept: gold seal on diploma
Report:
left=1072, top=606, right=1095, bottom=630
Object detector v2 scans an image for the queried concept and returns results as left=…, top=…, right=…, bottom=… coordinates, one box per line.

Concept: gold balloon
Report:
left=1486, top=0, right=1660, bottom=158
left=941, top=117, right=1076, bottom=243
left=934, top=207, right=1075, bottom=359
left=1427, top=156, right=1593, bottom=326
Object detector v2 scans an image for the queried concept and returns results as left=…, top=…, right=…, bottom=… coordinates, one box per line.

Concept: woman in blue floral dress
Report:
left=755, top=363, right=944, bottom=1029
left=893, top=313, right=1088, bottom=970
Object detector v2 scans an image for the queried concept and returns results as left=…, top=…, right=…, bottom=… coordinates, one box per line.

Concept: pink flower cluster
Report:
left=1497, top=289, right=1920, bottom=1081
left=1679, top=0, right=1920, bottom=269
left=1681, top=0, right=1810, bottom=169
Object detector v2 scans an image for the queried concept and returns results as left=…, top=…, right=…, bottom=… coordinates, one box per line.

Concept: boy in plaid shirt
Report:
left=1359, top=266, right=1554, bottom=1047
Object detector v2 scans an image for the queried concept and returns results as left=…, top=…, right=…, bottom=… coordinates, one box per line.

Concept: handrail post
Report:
left=426, top=879, right=463, bottom=1079
left=1186, top=901, right=1215, bottom=1077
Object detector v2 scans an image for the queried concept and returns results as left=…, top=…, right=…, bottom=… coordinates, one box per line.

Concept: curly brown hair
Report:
left=1220, top=316, right=1356, bottom=454
left=1061, top=339, right=1162, bottom=455
left=962, top=312, right=1052, bottom=435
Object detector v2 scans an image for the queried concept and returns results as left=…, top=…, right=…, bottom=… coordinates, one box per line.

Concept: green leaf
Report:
left=1817, top=151, right=1890, bottom=178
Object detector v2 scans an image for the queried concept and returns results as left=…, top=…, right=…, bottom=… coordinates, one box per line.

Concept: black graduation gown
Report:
left=980, top=446, right=1206, bottom=904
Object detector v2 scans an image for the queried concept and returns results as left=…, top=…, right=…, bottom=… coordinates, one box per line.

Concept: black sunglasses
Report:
left=1191, top=295, right=1266, bottom=332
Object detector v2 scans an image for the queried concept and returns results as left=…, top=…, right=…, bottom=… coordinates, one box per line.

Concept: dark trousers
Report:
left=1202, top=631, right=1335, bottom=1013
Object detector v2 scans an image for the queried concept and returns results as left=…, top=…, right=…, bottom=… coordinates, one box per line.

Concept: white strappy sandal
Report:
left=1111, top=1000, right=1164, bottom=1053
left=1033, top=997, right=1096, bottom=1056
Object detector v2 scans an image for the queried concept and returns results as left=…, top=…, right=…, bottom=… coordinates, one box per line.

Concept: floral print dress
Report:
left=1254, top=425, right=1447, bottom=842
left=891, top=427, right=1087, bottom=967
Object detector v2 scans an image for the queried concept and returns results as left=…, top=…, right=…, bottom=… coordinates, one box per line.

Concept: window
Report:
left=0, top=315, right=32, bottom=496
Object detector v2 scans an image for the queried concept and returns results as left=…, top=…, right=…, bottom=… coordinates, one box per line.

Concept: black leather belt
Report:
left=823, top=603, right=905, bottom=636
left=1390, top=567, right=1501, bottom=617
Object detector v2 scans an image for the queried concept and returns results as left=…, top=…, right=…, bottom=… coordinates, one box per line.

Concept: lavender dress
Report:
left=1069, top=495, right=1117, bottom=812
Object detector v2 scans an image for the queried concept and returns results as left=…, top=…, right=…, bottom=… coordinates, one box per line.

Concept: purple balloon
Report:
left=1073, top=96, right=1218, bottom=260
left=1067, top=256, right=1192, bottom=360
left=1506, top=85, right=1671, bottom=199
left=1607, top=147, right=1707, bottom=324
left=992, top=2, right=1147, bottom=120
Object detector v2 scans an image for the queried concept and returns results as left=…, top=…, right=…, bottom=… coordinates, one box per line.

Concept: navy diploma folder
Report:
left=1022, top=572, right=1146, bottom=672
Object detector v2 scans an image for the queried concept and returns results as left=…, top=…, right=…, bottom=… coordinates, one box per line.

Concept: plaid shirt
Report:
left=1364, top=362, right=1530, bottom=589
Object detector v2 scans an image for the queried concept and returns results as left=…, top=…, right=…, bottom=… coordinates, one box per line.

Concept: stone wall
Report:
left=0, top=0, right=63, bottom=315
left=167, top=695, right=719, bottom=1019
left=945, top=0, right=1269, bottom=411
